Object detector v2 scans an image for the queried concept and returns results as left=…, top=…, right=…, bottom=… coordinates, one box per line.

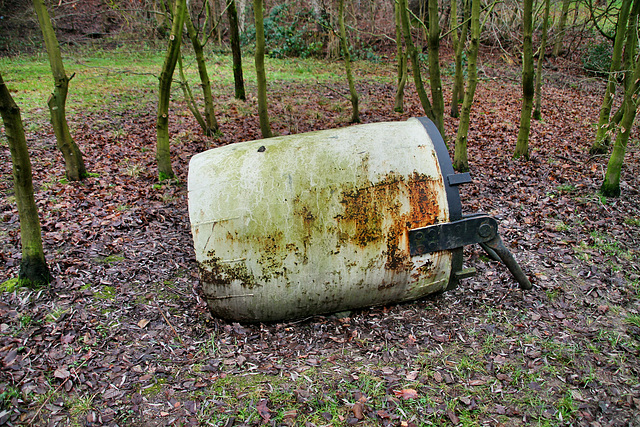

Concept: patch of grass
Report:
left=68, top=393, right=95, bottom=420
left=557, top=390, right=577, bottom=422
left=624, top=217, right=640, bottom=227
left=94, top=285, right=116, bottom=300
left=141, top=376, right=167, bottom=397
left=45, top=306, right=70, bottom=324
left=123, top=161, right=144, bottom=178
left=625, top=314, right=640, bottom=328
left=0, top=385, right=21, bottom=410
left=589, top=231, right=633, bottom=261
left=556, top=184, right=576, bottom=193
left=96, top=254, right=125, bottom=264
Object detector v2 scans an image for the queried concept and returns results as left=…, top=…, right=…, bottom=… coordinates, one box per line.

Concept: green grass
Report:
left=0, top=49, right=394, bottom=125
left=625, top=314, right=640, bottom=328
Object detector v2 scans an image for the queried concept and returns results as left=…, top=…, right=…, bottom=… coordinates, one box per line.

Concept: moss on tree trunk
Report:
left=228, top=0, right=246, bottom=101
left=254, top=0, right=272, bottom=138
left=394, top=1, right=407, bottom=113
left=156, top=0, right=187, bottom=181
left=0, top=73, right=52, bottom=287
left=533, top=0, right=550, bottom=121
left=450, top=0, right=470, bottom=119
left=399, top=0, right=435, bottom=122
left=453, top=0, right=480, bottom=172
left=514, top=0, right=534, bottom=160
left=591, top=0, right=632, bottom=155
left=338, top=0, right=360, bottom=123
left=427, top=0, right=445, bottom=136
left=185, top=13, right=220, bottom=137
left=33, top=0, right=87, bottom=182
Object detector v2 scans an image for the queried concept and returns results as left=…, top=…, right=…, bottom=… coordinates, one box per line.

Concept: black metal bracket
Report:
left=409, top=215, right=532, bottom=290
left=415, top=117, right=532, bottom=291
left=410, top=215, right=499, bottom=256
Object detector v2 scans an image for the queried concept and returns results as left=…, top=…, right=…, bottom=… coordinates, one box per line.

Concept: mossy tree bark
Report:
left=601, top=53, right=640, bottom=196
left=514, top=0, right=534, bottom=160
left=533, top=0, right=551, bottom=121
left=254, top=0, right=272, bottom=138
left=601, top=2, right=640, bottom=197
left=32, top=0, right=87, bottom=182
left=0, top=73, right=52, bottom=287
left=399, top=0, right=435, bottom=121
left=589, top=0, right=640, bottom=154
left=427, top=0, right=445, bottom=136
left=156, top=0, right=187, bottom=181
left=453, top=0, right=480, bottom=172
left=450, top=0, right=470, bottom=118
left=338, top=0, right=360, bottom=123
left=590, top=0, right=632, bottom=154
left=227, top=0, right=246, bottom=101
left=184, top=12, right=220, bottom=137
left=177, top=54, right=208, bottom=135
left=553, top=0, right=572, bottom=56
left=394, top=0, right=408, bottom=113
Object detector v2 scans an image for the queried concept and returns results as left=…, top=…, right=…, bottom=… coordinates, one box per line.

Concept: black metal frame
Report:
left=413, top=117, right=532, bottom=291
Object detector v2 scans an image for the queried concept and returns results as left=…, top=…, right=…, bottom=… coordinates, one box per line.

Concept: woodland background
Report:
left=0, top=0, right=639, bottom=426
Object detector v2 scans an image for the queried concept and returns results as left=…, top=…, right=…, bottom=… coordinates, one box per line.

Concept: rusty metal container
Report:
left=188, top=117, right=530, bottom=322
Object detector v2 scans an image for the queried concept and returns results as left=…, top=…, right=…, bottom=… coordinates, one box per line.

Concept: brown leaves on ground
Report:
left=0, top=53, right=639, bottom=426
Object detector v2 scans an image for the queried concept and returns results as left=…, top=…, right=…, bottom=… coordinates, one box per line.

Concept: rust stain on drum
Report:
left=407, top=172, right=441, bottom=229
left=338, top=171, right=442, bottom=272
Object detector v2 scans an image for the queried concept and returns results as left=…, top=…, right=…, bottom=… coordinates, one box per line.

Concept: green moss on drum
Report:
left=199, top=250, right=259, bottom=289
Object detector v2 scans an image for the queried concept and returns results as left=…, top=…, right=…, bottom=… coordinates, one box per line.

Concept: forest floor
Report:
left=0, top=49, right=639, bottom=426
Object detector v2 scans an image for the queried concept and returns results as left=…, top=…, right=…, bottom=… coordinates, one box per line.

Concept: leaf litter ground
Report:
left=0, top=55, right=639, bottom=426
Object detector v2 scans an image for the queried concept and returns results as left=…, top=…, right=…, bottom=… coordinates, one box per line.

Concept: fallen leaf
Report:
left=54, top=367, right=70, bottom=379
left=257, top=399, right=270, bottom=422
left=447, top=409, right=459, bottom=424
left=138, top=319, right=150, bottom=328
left=352, top=402, right=364, bottom=419
left=393, top=389, right=418, bottom=399
left=61, top=334, right=75, bottom=344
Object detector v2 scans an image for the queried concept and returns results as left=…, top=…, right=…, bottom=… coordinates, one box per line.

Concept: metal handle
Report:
left=481, top=235, right=532, bottom=290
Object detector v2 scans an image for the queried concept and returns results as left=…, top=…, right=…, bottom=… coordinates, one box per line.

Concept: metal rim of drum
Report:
left=415, top=117, right=464, bottom=291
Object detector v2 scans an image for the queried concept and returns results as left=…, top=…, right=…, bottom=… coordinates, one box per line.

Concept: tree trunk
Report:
left=237, top=0, right=247, bottom=32
left=227, top=0, right=246, bottom=101
left=156, top=0, right=187, bottom=181
left=553, top=0, right=571, bottom=56
left=32, top=0, right=87, bottom=182
left=450, top=0, right=469, bottom=118
left=514, top=0, right=534, bottom=160
left=254, top=0, right=272, bottom=138
left=601, top=53, right=640, bottom=196
left=533, top=0, right=551, bottom=120
left=590, top=0, right=632, bottom=154
left=394, top=0, right=408, bottom=113
left=177, top=54, right=208, bottom=135
left=185, top=12, right=220, bottom=136
left=338, top=0, right=360, bottom=123
left=400, top=0, right=435, bottom=121
left=0, top=73, right=53, bottom=287
left=428, top=0, right=446, bottom=136
left=601, top=2, right=640, bottom=196
left=212, top=0, right=223, bottom=45
left=453, top=0, right=480, bottom=172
